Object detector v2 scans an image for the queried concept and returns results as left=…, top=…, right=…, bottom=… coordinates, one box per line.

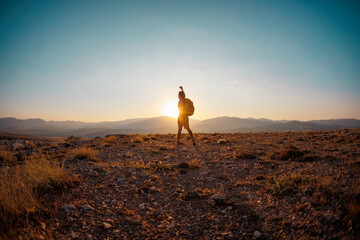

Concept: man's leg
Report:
left=177, top=118, right=183, bottom=144
left=185, top=126, right=196, bottom=145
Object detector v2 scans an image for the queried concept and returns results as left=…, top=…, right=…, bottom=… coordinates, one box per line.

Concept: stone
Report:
left=80, top=204, right=94, bottom=212
left=117, top=178, right=124, bottom=184
left=325, top=213, right=333, bottom=222
left=113, top=230, right=120, bottom=235
left=62, top=204, right=75, bottom=212
left=139, top=203, right=145, bottom=210
left=301, top=197, right=311, bottom=203
left=253, top=231, right=262, bottom=239
left=12, top=142, right=25, bottom=150
left=155, top=208, right=165, bottom=215
left=139, top=172, right=148, bottom=178
left=211, top=195, right=224, bottom=205
left=103, top=222, right=112, bottom=229
left=217, top=139, right=227, bottom=144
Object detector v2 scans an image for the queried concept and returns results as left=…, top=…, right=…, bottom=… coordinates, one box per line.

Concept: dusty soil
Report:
left=2, top=129, right=360, bottom=239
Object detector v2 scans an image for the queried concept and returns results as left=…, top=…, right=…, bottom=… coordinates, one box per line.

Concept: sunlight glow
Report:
left=162, top=101, right=179, bottom=118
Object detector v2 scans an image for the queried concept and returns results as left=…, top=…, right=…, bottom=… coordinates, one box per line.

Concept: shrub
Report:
left=279, top=147, right=304, bottom=161
left=72, top=147, right=99, bottom=160
left=104, top=136, right=118, bottom=144
left=65, top=135, right=81, bottom=142
left=132, top=136, right=144, bottom=143
left=0, top=155, right=71, bottom=232
left=266, top=174, right=308, bottom=196
left=0, top=148, right=17, bottom=165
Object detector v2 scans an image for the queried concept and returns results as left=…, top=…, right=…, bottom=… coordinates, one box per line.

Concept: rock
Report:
left=253, top=231, right=262, bottom=239
left=104, top=199, right=111, bottom=204
left=62, top=204, right=75, bottom=212
left=103, top=222, right=112, bottom=229
left=139, top=172, right=148, bottom=178
left=211, top=195, right=225, bottom=205
left=217, top=139, right=227, bottom=144
left=301, top=197, right=311, bottom=203
left=80, top=204, right=94, bottom=212
left=165, top=156, right=172, bottom=160
left=139, top=203, right=145, bottom=210
left=221, top=232, right=233, bottom=237
left=155, top=208, right=165, bottom=215
left=113, top=230, right=120, bottom=235
left=324, top=213, right=333, bottom=222
left=12, top=142, right=25, bottom=150
left=117, top=178, right=124, bottom=184
left=181, top=191, right=200, bottom=200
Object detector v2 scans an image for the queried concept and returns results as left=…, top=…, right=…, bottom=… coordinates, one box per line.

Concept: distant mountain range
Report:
left=0, top=116, right=359, bottom=138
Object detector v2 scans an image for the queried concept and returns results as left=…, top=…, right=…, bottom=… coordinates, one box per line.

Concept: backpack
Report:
left=184, top=98, right=195, bottom=116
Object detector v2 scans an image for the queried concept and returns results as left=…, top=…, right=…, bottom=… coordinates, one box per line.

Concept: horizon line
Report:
left=1, top=115, right=359, bottom=123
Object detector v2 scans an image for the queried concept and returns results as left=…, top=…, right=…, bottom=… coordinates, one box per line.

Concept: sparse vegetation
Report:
left=266, top=173, right=309, bottom=196
left=0, top=147, right=17, bottom=165
left=65, top=135, right=81, bottom=142
left=104, top=135, right=118, bottom=143
left=0, top=155, right=71, bottom=233
left=72, top=147, right=99, bottom=160
left=0, top=129, right=359, bottom=239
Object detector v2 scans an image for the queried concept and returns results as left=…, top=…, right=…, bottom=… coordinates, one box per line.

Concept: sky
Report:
left=0, top=0, right=360, bottom=122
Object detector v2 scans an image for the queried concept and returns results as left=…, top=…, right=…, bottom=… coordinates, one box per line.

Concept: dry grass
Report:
left=72, top=147, right=99, bottom=160
left=104, top=135, right=118, bottom=144
left=26, top=141, right=36, bottom=148
left=132, top=136, right=144, bottom=143
left=65, top=135, right=81, bottom=142
left=0, top=154, right=71, bottom=232
left=0, top=147, right=17, bottom=165
left=266, top=173, right=309, bottom=196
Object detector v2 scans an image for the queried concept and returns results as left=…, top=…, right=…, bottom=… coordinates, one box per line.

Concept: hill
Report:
left=0, top=116, right=360, bottom=137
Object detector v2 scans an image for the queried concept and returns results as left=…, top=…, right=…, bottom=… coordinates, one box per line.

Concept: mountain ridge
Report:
left=0, top=116, right=359, bottom=137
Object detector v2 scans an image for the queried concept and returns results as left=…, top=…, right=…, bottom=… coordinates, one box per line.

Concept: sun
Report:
left=162, top=101, right=179, bottom=118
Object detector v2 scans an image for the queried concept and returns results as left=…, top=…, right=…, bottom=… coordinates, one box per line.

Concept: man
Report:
left=177, top=86, right=196, bottom=145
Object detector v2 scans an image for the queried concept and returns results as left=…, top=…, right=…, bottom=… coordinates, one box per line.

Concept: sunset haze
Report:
left=1, top=0, right=360, bottom=121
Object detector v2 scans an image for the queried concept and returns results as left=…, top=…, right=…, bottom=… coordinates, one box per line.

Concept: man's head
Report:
left=178, top=91, right=185, bottom=99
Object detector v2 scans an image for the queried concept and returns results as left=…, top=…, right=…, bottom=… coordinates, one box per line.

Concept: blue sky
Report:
left=0, top=0, right=359, bottom=121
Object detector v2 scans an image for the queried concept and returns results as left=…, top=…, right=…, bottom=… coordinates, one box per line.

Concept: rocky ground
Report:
left=1, top=129, right=360, bottom=239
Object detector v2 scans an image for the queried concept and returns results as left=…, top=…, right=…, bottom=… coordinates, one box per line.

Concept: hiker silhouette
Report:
left=177, top=86, right=196, bottom=145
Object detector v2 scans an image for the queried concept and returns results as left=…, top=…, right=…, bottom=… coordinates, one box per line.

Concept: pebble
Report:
left=113, top=230, right=120, bottom=235
left=117, top=178, right=124, bottom=184
left=155, top=208, right=165, bottom=215
left=103, top=222, right=112, bottom=229
left=139, top=203, right=145, bottom=210
left=253, top=231, right=262, bottom=239
left=324, top=213, right=333, bottom=222
left=139, top=172, right=148, bottom=178
left=62, top=204, right=75, bottom=212
left=217, top=139, right=227, bottom=144
left=211, top=195, right=224, bottom=205
left=81, top=204, right=94, bottom=212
